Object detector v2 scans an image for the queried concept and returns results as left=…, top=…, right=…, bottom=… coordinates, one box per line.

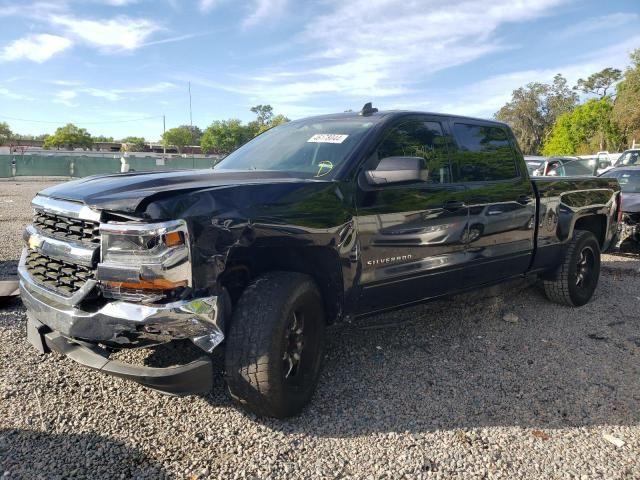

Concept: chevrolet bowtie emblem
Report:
left=28, top=234, right=42, bottom=250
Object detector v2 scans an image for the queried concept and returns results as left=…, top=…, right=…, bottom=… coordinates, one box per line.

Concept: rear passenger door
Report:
left=448, top=121, right=536, bottom=287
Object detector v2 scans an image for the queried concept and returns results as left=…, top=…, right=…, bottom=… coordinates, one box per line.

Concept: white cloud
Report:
left=124, top=81, right=177, bottom=93
left=49, top=14, right=162, bottom=51
left=0, top=87, right=32, bottom=100
left=434, top=35, right=640, bottom=118
left=139, top=32, right=209, bottom=48
left=198, top=0, right=287, bottom=26
left=50, top=79, right=84, bottom=86
left=198, top=0, right=220, bottom=12
left=0, top=5, right=20, bottom=17
left=243, top=0, right=287, bottom=28
left=0, top=34, right=72, bottom=63
left=557, top=12, right=639, bottom=39
left=53, top=89, right=78, bottom=106
left=188, top=0, right=567, bottom=107
left=82, top=87, right=122, bottom=101
left=78, top=82, right=177, bottom=101
left=101, top=0, right=139, bottom=5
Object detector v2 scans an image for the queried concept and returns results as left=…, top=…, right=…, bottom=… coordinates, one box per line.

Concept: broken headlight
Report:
left=97, top=220, right=191, bottom=302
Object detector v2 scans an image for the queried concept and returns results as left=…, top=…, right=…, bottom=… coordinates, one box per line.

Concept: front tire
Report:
left=543, top=230, right=601, bottom=307
left=224, top=271, right=326, bottom=418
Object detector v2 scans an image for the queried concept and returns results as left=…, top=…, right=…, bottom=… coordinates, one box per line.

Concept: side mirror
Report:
left=364, top=156, right=428, bottom=185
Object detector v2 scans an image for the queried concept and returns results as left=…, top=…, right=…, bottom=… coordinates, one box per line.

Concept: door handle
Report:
left=443, top=200, right=466, bottom=211
left=517, top=195, right=532, bottom=205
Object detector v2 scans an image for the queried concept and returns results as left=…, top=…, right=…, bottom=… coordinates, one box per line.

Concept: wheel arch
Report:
left=219, top=245, right=344, bottom=324
left=572, top=214, right=607, bottom=248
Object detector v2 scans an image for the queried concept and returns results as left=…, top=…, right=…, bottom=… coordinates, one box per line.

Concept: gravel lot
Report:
left=1, top=180, right=639, bottom=479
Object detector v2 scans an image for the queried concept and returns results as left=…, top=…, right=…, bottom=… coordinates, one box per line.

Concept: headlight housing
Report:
left=97, top=220, right=191, bottom=303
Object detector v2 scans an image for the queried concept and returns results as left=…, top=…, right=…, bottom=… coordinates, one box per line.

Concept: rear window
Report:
left=451, top=123, right=518, bottom=182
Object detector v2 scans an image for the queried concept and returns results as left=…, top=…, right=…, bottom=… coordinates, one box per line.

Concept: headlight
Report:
left=97, top=220, right=191, bottom=302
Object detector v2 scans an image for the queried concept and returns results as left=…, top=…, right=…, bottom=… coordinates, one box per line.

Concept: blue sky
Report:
left=0, top=0, right=638, bottom=141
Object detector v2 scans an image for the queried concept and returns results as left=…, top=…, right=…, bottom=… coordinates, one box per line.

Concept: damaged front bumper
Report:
left=27, top=315, right=214, bottom=394
left=20, top=267, right=225, bottom=395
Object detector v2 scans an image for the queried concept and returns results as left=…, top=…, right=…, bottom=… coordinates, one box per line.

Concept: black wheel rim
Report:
left=576, top=246, right=595, bottom=287
left=283, top=311, right=305, bottom=380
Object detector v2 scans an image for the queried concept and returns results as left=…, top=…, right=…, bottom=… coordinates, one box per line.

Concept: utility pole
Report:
left=188, top=81, right=193, bottom=154
left=163, top=114, right=166, bottom=157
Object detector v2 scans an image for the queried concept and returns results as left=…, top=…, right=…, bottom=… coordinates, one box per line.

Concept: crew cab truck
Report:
left=21, top=105, right=620, bottom=418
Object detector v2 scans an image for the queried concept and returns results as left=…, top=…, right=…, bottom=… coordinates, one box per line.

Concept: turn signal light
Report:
left=164, top=231, right=185, bottom=247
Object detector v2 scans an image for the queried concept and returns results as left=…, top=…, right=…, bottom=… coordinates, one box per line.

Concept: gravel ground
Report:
left=1, top=180, right=639, bottom=479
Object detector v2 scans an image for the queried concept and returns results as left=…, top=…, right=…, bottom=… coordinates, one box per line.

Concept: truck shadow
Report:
left=0, top=428, right=174, bottom=479
left=241, top=275, right=640, bottom=437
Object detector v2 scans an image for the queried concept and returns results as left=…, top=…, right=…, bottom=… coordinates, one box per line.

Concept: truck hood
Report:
left=38, top=169, right=316, bottom=213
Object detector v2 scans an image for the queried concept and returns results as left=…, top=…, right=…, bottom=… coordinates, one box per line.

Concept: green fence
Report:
left=72, top=157, right=121, bottom=178
left=15, top=156, right=72, bottom=176
left=0, top=157, right=11, bottom=178
left=0, top=155, right=219, bottom=178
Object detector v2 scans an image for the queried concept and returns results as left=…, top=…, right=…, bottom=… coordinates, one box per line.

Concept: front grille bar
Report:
left=20, top=196, right=102, bottom=305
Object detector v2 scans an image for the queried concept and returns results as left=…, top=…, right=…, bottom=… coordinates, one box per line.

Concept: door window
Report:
left=451, top=123, right=518, bottom=182
left=369, top=120, right=451, bottom=184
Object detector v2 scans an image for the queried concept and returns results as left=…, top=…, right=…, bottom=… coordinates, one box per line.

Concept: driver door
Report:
left=354, top=116, right=469, bottom=314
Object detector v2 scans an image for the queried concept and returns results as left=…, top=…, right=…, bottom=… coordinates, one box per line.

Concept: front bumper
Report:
left=20, top=267, right=224, bottom=395
left=19, top=273, right=225, bottom=352
left=27, top=315, right=213, bottom=395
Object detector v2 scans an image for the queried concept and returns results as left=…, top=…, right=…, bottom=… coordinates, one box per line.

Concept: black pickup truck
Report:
left=21, top=105, right=621, bottom=418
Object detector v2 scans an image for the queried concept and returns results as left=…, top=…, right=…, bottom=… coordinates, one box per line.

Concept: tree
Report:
left=250, top=104, right=273, bottom=128
left=120, top=136, right=146, bottom=152
left=13, top=133, right=49, bottom=141
left=495, top=74, right=577, bottom=154
left=0, top=122, right=12, bottom=145
left=200, top=119, right=249, bottom=154
left=542, top=98, right=621, bottom=155
left=575, top=67, right=622, bottom=98
left=176, top=125, right=203, bottom=145
left=612, top=49, right=640, bottom=146
left=248, top=105, right=290, bottom=136
left=92, top=135, right=114, bottom=143
left=162, top=126, right=193, bottom=153
left=269, top=114, right=289, bottom=129
left=43, top=123, right=93, bottom=150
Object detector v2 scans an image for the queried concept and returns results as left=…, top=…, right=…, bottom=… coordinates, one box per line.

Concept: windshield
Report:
left=214, top=117, right=378, bottom=177
left=602, top=169, right=640, bottom=193
left=614, top=151, right=640, bottom=167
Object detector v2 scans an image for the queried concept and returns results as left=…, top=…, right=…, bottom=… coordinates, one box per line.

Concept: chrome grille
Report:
left=33, top=210, right=100, bottom=244
left=24, top=251, right=95, bottom=296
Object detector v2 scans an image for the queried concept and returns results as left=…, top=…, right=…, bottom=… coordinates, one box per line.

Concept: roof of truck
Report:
left=296, top=109, right=510, bottom=128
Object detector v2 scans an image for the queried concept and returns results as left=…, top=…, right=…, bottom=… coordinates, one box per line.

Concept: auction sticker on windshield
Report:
left=307, top=134, right=349, bottom=144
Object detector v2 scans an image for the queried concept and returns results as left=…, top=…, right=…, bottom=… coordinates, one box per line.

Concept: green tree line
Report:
left=0, top=104, right=289, bottom=154
left=495, top=48, right=640, bottom=155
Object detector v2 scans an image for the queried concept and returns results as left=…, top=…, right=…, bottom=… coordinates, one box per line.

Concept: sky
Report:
left=0, top=0, right=638, bottom=141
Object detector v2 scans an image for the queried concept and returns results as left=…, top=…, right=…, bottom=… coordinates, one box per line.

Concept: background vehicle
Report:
left=531, top=156, right=599, bottom=177
left=601, top=166, right=640, bottom=244
left=611, top=149, right=640, bottom=169
left=524, top=156, right=545, bottom=175
left=21, top=106, right=621, bottom=418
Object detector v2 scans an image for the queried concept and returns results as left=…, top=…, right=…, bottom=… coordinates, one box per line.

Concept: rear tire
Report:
left=543, top=230, right=600, bottom=307
left=224, top=271, right=326, bottom=418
